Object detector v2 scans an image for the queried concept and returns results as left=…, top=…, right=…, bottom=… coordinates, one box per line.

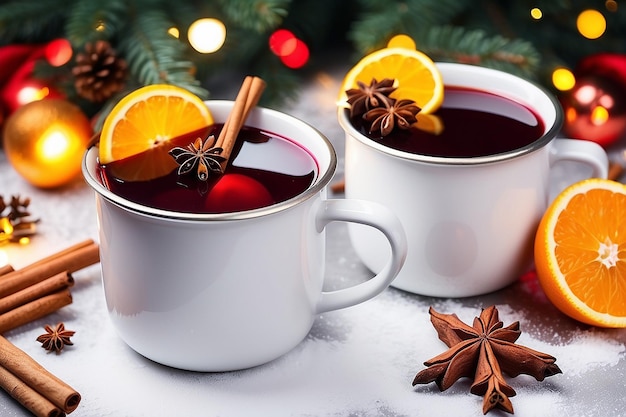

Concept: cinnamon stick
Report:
left=19, top=239, right=95, bottom=273
left=0, top=264, right=14, bottom=277
left=0, top=335, right=81, bottom=413
left=0, top=365, right=64, bottom=417
left=0, top=290, right=72, bottom=334
left=0, top=272, right=74, bottom=315
left=0, top=241, right=98, bottom=298
left=215, top=76, right=266, bottom=167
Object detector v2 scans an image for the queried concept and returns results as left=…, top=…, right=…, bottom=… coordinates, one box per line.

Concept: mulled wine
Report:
left=98, top=125, right=318, bottom=213
left=353, top=86, right=545, bottom=157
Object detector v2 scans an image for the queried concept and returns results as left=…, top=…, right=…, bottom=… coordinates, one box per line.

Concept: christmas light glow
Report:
left=39, top=129, right=72, bottom=160
left=576, top=9, right=606, bottom=39
left=552, top=68, right=576, bottom=91
left=530, top=8, right=543, bottom=19
left=17, top=85, right=50, bottom=105
left=28, top=123, right=86, bottom=186
left=188, top=18, right=226, bottom=53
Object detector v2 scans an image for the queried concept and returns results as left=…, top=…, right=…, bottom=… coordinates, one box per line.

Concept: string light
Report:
left=552, top=68, right=576, bottom=91
left=530, top=8, right=543, bottom=19
left=188, top=18, right=226, bottom=53
left=576, top=9, right=606, bottom=39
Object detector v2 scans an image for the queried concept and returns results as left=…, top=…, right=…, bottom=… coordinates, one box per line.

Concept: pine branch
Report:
left=0, top=0, right=70, bottom=44
left=64, top=0, right=129, bottom=45
left=251, top=55, right=301, bottom=106
left=117, top=10, right=207, bottom=98
left=349, top=0, right=471, bottom=53
left=217, top=0, right=291, bottom=32
left=416, top=25, right=540, bottom=78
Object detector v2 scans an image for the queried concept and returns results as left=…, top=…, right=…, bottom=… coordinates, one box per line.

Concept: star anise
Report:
left=36, top=322, right=75, bottom=354
left=412, top=306, right=561, bottom=414
left=345, top=78, right=396, bottom=117
left=169, top=136, right=226, bottom=181
left=363, top=98, right=420, bottom=137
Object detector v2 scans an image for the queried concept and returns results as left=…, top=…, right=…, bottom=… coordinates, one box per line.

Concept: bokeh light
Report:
left=279, top=39, right=309, bottom=69
left=188, top=18, right=226, bottom=53
left=269, top=29, right=296, bottom=56
left=605, top=0, right=618, bottom=12
left=530, top=8, right=543, bottom=19
left=95, top=20, right=106, bottom=32
left=590, top=105, right=610, bottom=125
left=552, top=68, right=576, bottom=91
left=576, top=9, right=606, bottom=39
left=45, top=39, right=73, bottom=67
left=168, top=26, right=180, bottom=39
left=17, top=85, right=50, bottom=105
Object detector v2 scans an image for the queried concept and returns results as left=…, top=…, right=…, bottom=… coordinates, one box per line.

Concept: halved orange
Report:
left=534, top=178, right=626, bottom=328
left=339, top=35, right=444, bottom=115
left=99, top=84, right=212, bottom=181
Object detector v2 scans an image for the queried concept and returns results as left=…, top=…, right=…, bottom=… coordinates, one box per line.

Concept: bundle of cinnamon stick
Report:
left=0, top=335, right=80, bottom=417
left=0, top=239, right=99, bottom=333
left=0, top=239, right=100, bottom=416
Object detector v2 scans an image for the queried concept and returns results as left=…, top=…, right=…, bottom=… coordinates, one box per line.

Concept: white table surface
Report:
left=1, top=67, right=626, bottom=417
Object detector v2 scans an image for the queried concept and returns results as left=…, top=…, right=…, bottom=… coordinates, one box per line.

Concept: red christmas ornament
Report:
left=560, top=53, right=626, bottom=147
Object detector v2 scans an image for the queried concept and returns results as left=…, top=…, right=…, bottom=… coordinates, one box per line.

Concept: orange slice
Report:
left=534, top=178, right=626, bottom=328
left=99, top=84, right=212, bottom=181
left=339, top=35, right=443, bottom=114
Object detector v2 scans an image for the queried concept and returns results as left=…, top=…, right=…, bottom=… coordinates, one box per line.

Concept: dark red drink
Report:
left=99, top=125, right=318, bottom=213
left=352, top=86, right=545, bottom=157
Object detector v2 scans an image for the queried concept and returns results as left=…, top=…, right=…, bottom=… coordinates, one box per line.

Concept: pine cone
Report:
left=72, top=40, right=127, bottom=103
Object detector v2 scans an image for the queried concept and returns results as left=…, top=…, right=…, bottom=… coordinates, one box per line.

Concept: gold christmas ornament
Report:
left=2, top=99, right=93, bottom=188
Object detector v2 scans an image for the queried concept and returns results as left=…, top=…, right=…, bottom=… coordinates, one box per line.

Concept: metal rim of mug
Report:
left=82, top=102, right=337, bottom=222
left=337, top=62, right=565, bottom=166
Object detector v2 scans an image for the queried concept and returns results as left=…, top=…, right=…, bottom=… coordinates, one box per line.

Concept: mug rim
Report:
left=337, top=62, right=564, bottom=165
left=82, top=100, right=337, bottom=222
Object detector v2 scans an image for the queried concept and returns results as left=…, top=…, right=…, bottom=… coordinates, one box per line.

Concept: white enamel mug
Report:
left=83, top=101, right=407, bottom=371
left=339, top=63, right=608, bottom=298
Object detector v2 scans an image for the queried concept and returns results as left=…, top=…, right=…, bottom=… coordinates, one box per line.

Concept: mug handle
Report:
left=550, top=138, right=608, bottom=179
left=314, top=199, right=407, bottom=314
